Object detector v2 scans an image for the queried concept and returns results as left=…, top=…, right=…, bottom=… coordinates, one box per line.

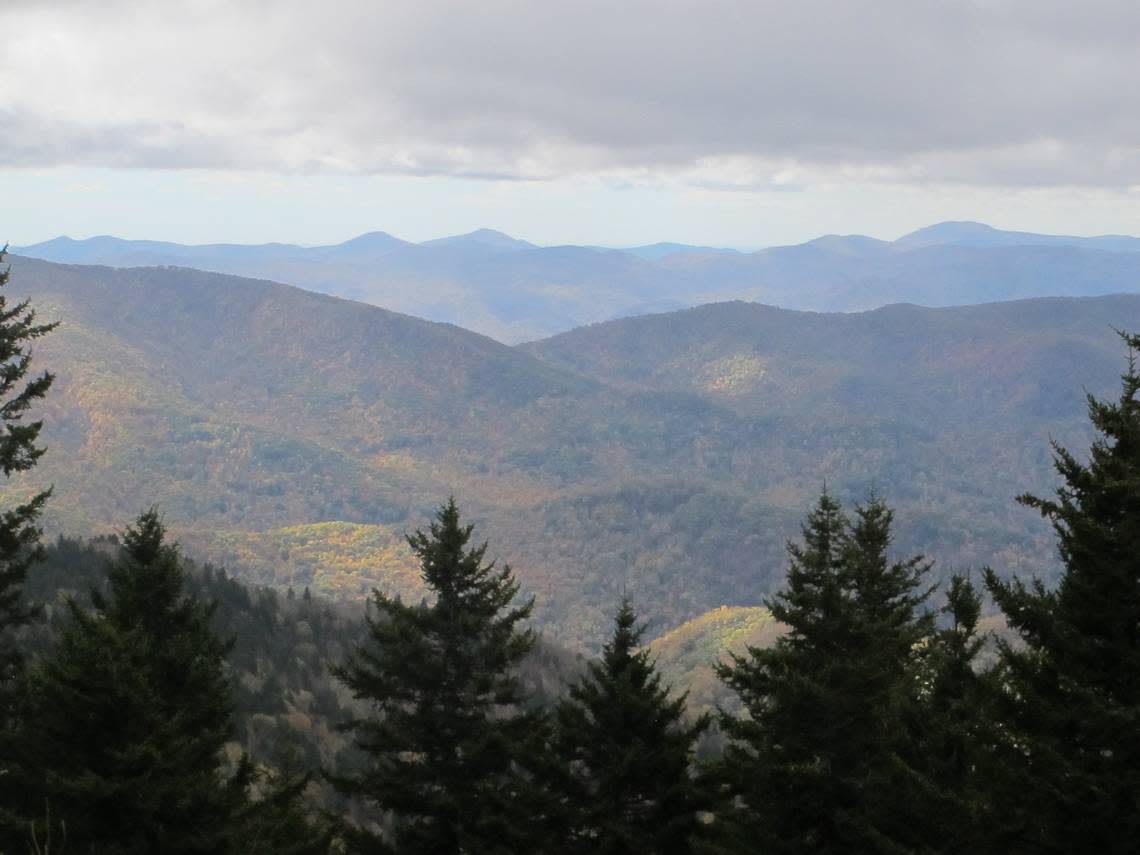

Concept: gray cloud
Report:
left=2, top=0, right=1138, bottom=186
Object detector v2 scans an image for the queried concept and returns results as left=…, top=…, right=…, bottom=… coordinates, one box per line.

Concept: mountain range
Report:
left=17, top=221, right=1140, bottom=343
left=3, top=253, right=1134, bottom=647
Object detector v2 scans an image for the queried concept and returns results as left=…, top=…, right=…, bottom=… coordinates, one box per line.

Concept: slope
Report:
left=4, top=255, right=1138, bottom=646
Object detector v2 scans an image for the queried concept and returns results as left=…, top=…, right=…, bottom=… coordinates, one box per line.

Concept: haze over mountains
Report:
left=4, top=252, right=1135, bottom=646
left=18, top=221, right=1140, bottom=343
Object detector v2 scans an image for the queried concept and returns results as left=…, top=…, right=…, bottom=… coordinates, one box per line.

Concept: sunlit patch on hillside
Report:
left=696, top=354, right=767, bottom=393
left=650, top=605, right=785, bottom=715
left=201, top=522, right=424, bottom=602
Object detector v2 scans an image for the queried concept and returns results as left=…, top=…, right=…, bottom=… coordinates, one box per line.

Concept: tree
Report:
left=0, top=246, right=56, bottom=703
left=332, top=498, right=543, bottom=854
left=899, top=574, right=998, bottom=853
left=234, top=768, right=340, bottom=855
left=0, top=246, right=57, bottom=847
left=20, top=509, right=248, bottom=853
left=712, top=492, right=933, bottom=854
left=984, top=333, right=1140, bottom=853
left=553, top=598, right=708, bottom=855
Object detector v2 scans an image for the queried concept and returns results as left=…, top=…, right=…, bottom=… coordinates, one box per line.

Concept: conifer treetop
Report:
left=333, top=498, right=542, bottom=853
left=983, top=331, right=1140, bottom=852
left=0, top=248, right=58, bottom=479
left=0, top=246, right=58, bottom=707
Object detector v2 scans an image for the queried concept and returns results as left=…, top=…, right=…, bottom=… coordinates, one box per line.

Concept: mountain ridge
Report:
left=18, top=222, right=1140, bottom=343
left=22, top=220, right=1140, bottom=258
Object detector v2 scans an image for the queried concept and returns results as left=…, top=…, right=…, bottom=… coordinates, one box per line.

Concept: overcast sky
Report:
left=3, top=0, right=1139, bottom=247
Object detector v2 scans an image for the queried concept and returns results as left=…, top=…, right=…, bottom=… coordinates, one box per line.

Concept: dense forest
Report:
left=2, top=250, right=1139, bottom=853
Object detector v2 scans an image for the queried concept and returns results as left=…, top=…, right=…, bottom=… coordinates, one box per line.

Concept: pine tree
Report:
left=0, top=246, right=57, bottom=848
left=332, top=498, right=543, bottom=854
left=0, top=247, right=56, bottom=701
left=711, top=492, right=847, bottom=853
left=234, top=768, right=339, bottom=855
left=899, top=574, right=997, bottom=853
left=553, top=598, right=708, bottom=855
left=712, top=492, right=933, bottom=854
left=984, top=333, right=1140, bottom=854
left=21, top=509, right=248, bottom=853
left=840, top=497, right=936, bottom=851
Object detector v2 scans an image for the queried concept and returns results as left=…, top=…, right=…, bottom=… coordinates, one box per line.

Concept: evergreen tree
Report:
left=0, top=248, right=56, bottom=692
left=235, top=768, right=340, bottom=855
left=553, top=598, right=708, bottom=855
left=20, top=509, right=248, bottom=853
left=984, top=333, right=1140, bottom=853
left=332, top=498, right=542, bottom=854
left=0, top=246, right=57, bottom=846
left=899, top=574, right=998, bottom=853
left=712, top=492, right=933, bottom=854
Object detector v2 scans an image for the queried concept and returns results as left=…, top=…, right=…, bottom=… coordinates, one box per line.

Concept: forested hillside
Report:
left=10, top=0, right=1140, bottom=849
left=21, top=535, right=366, bottom=787
left=3, top=250, right=1139, bottom=853
left=5, top=255, right=1139, bottom=644
left=16, top=534, right=584, bottom=814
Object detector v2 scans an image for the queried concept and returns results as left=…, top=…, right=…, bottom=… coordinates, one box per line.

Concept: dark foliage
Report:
left=0, top=246, right=57, bottom=845
left=16, top=510, right=246, bottom=852
left=552, top=598, right=708, bottom=854
left=0, top=248, right=56, bottom=689
left=898, top=574, right=1000, bottom=853
left=712, top=493, right=934, bottom=854
left=984, top=333, right=1140, bottom=854
left=332, top=498, right=546, bottom=853
left=234, top=767, right=340, bottom=855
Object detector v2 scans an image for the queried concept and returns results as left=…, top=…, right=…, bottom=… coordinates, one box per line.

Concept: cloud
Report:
left=2, top=0, right=1138, bottom=187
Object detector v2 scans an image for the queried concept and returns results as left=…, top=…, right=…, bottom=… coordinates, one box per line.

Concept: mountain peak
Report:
left=799, top=233, right=892, bottom=255
left=894, top=221, right=998, bottom=248
left=421, top=229, right=535, bottom=251
left=333, top=231, right=408, bottom=251
left=895, top=221, right=1140, bottom=253
left=621, top=242, right=740, bottom=261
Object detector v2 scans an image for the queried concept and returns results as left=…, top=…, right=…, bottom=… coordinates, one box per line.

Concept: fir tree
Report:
left=984, top=333, right=1140, bottom=853
left=553, top=598, right=708, bottom=855
left=0, top=247, right=57, bottom=847
left=711, top=492, right=848, bottom=853
left=332, top=498, right=543, bottom=854
left=21, top=509, right=248, bottom=853
left=712, top=492, right=933, bottom=854
left=235, top=768, right=340, bottom=855
left=840, top=497, right=936, bottom=851
left=0, top=247, right=56, bottom=699
left=899, top=574, right=997, bottom=853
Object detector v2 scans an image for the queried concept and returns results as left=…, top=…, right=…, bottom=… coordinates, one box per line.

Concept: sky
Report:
left=3, top=0, right=1139, bottom=248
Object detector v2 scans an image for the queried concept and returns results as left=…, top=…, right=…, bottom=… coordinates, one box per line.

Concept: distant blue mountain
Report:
left=798, top=234, right=894, bottom=257
left=420, top=228, right=536, bottom=252
left=17, top=222, right=1140, bottom=342
left=895, top=221, right=1140, bottom=253
left=324, top=231, right=411, bottom=255
left=620, top=242, right=741, bottom=261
